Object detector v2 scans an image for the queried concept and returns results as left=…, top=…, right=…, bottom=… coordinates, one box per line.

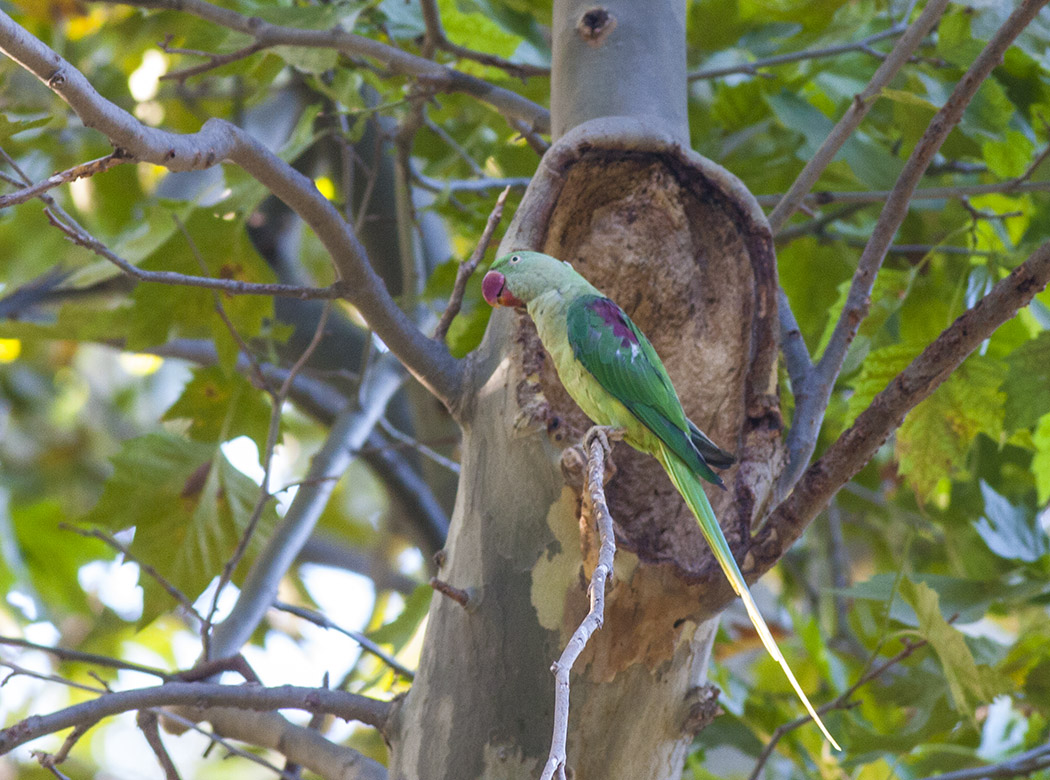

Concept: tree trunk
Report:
left=388, top=3, right=782, bottom=778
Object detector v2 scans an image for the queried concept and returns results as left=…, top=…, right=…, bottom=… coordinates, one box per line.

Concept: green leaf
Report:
left=973, top=481, right=1049, bottom=563
left=899, top=578, right=1004, bottom=720
left=80, top=432, right=277, bottom=623
left=896, top=356, right=1005, bottom=502
left=0, top=113, right=51, bottom=142
left=1004, top=331, right=1050, bottom=430
left=1032, top=412, right=1050, bottom=504
left=162, top=364, right=274, bottom=452
left=982, top=130, right=1035, bottom=178
left=367, top=584, right=433, bottom=649
left=878, top=87, right=939, bottom=112
left=846, top=343, right=919, bottom=423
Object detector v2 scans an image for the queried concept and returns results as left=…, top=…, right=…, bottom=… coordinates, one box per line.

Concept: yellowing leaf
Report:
left=896, top=356, right=1005, bottom=502
left=900, top=579, right=1004, bottom=720
left=877, top=87, right=939, bottom=111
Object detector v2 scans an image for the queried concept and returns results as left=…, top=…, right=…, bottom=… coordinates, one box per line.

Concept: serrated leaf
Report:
left=1004, top=331, right=1050, bottom=430
left=847, top=343, right=919, bottom=423
left=0, top=113, right=51, bottom=142
left=162, top=365, right=274, bottom=452
left=900, top=578, right=1003, bottom=720
left=974, top=480, right=1049, bottom=563
left=80, top=432, right=277, bottom=624
left=896, top=356, right=1005, bottom=502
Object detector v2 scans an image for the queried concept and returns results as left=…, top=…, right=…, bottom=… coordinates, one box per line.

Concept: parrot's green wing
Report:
left=566, top=295, right=728, bottom=485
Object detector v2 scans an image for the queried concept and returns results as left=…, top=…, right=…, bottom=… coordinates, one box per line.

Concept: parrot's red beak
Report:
left=482, top=271, right=524, bottom=308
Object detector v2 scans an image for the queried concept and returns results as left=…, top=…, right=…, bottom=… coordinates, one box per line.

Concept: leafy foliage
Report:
left=1, top=0, right=1050, bottom=779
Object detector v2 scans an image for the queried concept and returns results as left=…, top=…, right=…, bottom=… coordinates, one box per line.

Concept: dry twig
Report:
left=539, top=426, right=619, bottom=780
left=433, top=185, right=511, bottom=342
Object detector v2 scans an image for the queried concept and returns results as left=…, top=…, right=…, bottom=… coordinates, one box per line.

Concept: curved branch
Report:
left=688, top=24, right=909, bottom=82
left=0, top=682, right=391, bottom=754
left=185, top=706, right=388, bottom=780
left=0, top=11, right=466, bottom=412
left=110, top=0, right=551, bottom=133
left=749, top=240, right=1050, bottom=576
left=775, top=0, right=1048, bottom=499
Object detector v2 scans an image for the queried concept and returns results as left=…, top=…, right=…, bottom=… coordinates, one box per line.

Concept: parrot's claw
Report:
left=583, top=425, right=624, bottom=458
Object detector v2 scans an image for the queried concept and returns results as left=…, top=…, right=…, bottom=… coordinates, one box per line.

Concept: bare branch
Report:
left=418, top=0, right=549, bottom=80
left=757, top=178, right=1050, bottom=209
left=433, top=185, right=510, bottom=342
left=0, top=635, right=172, bottom=680
left=0, top=11, right=466, bottom=411
left=107, top=0, right=551, bottom=133
left=0, top=152, right=127, bottom=208
left=159, top=39, right=267, bottom=82
left=272, top=600, right=415, bottom=679
left=751, top=240, right=1050, bottom=575
left=204, top=302, right=332, bottom=633
left=208, top=355, right=406, bottom=660
left=147, top=709, right=303, bottom=780
left=776, top=0, right=1048, bottom=500
left=766, top=0, right=949, bottom=234
left=748, top=636, right=931, bottom=779
left=0, top=681, right=391, bottom=754
left=915, top=741, right=1050, bottom=780
left=540, top=427, right=619, bottom=780
left=175, top=706, right=388, bottom=780
left=137, top=710, right=182, bottom=780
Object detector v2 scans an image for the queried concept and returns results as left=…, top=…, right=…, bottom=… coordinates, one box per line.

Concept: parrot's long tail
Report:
left=659, top=443, right=841, bottom=751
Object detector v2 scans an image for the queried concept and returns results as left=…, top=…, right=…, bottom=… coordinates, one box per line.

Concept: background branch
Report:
left=110, top=0, right=551, bottom=133
left=751, top=240, right=1050, bottom=574
left=0, top=681, right=391, bottom=754
left=0, top=10, right=465, bottom=411
left=775, top=0, right=1048, bottom=499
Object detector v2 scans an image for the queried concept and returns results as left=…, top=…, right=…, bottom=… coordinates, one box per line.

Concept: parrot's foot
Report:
left=583, top=425, right=624, bottom=459
left=559, top=427, right=623, bottom=490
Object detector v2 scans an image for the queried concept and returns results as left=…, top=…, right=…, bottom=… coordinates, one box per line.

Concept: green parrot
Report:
left=482, top=250, right=839, bottom=749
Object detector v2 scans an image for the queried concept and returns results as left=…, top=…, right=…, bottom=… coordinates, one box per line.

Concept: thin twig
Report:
left=915, top=740, right=1050, bottom=780
left=539, top=426, right=619, bottom=780
left=0, top=635, right=173, bottom=680
left=44, top=208, right=344, bottom=299
left=205, top=302, right=333, bottom=638
left=0, top=681, right=392, bottom=753
left=688, top=24, right=909, bottom=81
left=137, top=710, right=182, bottom=780
left=757, top=179, right=1050, bottom=209
left=747, top=636, right=930, bottom=780
left=59, top=524, right=206, bottom=627
left=102, top=0, right=551, bottom=133
left=273, top=600, right=415, bottom=679
left=417, top=0, right=548, bottom=80
left=433, top=185, right=510, bottom=342
left=0, top=152, right=127, bottom=208
left=160, top=39, right=267, bottom=82
left=377, top=417, right=460, bottom=474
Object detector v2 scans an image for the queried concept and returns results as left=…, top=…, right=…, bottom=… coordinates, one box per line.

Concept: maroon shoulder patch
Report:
left=588, top=298, right=639, bottom=346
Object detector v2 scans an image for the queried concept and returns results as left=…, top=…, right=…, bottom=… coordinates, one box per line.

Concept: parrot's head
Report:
left=482, top=251, right=575, bottom=308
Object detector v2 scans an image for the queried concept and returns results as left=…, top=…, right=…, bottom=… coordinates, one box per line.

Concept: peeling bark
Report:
left=390, top=120, right=779, bottom=780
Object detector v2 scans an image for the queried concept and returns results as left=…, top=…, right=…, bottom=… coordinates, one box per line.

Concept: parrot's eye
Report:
left=510, top=255, right=520, bottom=264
